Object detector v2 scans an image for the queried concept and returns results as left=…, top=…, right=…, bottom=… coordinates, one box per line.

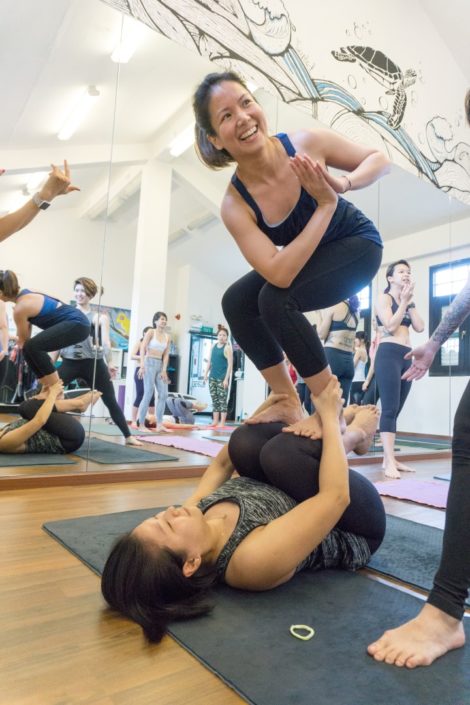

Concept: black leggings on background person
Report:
left=374, top=343, right=412, bottom=432
left=23, top=321, right=90, bottom=378
left=19, top=399, right=85, bottom=452
left=222, top=237, right=382, bottom=380
left=133, top=367, right=154, bottom=409
left=58, top=358, right=130, bottom=438
left=427, top=381, right=470, bottom=619
left=228, top=422, right=386, bottom=553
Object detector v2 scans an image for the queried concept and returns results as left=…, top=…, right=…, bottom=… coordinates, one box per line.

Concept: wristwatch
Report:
left=32, top=192, right=51, bottom=210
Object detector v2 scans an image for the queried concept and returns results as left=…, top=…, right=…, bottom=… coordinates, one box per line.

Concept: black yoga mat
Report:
left=43, top=508, right=470, bottom=705
left=73, top=438, right=177, bottom=464
left=0, top=453, right=77, bottom=467
left=369, top=515, right=469, bottom=608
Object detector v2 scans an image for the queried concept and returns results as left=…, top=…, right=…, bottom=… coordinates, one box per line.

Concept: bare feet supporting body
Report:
left=381, top=431, right=416, bottom=479
left=246, top=392, right=303, bottom=426
left=367, top=603, right=465, bottom=668
left=126, top=436, right=143, bottom=446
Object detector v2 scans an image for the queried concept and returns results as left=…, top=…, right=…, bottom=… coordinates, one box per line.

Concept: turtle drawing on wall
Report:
left=101, top=0, right=470, bottom=203
left=331, top=46, right=417, bottom=129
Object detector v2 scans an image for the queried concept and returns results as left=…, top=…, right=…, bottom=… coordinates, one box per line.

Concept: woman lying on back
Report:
left=101, top=381, right=385, bottom=642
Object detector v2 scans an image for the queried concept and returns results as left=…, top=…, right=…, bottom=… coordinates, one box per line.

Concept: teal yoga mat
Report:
left=82, top=421, right=143, bottom=436
left=73, top=438, right=177, bottom=464
left=43, top=507, right=470, bottom=705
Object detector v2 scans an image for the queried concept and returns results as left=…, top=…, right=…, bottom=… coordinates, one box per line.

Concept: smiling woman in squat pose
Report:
left=192, top=71, right=390, bottom=435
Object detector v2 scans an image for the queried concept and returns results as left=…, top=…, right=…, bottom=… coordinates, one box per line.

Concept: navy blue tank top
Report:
left=18, top=289, right=89, bottom=330
left=376, top=294, right=412, bottom=328
left=329, top=302, right=359, bottom=332
left=230, top=133, right=382, bottom=249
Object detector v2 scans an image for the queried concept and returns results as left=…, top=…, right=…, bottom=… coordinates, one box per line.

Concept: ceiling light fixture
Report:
left=57, top=85, right=100, bottom=141
left=111, top=18, right=145, bottom=63
left=169, top=123, right=195, bottom=158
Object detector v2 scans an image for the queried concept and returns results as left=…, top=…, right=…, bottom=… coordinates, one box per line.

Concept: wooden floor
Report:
left=0, top=452, right=460, bottom=705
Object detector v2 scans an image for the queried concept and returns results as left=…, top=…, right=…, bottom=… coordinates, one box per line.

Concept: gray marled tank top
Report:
left=197, top=477, right=371, bottom=582
left=61, top=310, right=103, bottom=360
left=3, top=419, right=65, bottom=454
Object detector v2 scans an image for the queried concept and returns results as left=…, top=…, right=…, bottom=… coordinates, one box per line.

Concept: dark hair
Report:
left=101, top=532, right=216, bottom=643
left=347, top=295, right=360, bottom=313
left=74, top=277, right=103, bottom=299
left=384, top=259, right=410, bottom=293
left=465, top=89, right=470, bottom=125
left=152, top=311, right=167, bottom=327
left=0, top=270, right=20, bottom=298
left=193, top=71, right=251, bottom=170
left=217, top=325, right=229, bottom=336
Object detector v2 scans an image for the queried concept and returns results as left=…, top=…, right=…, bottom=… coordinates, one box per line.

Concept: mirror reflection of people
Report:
left=319, top=296, right=360, bottom=405
left=0, top=161, right=79, bottom=243
left=374, top=260, right=424, bottom=478
left=101, top=380, right=384, bottom=643
left=350, top=332, right=368, bottom=405
left=55, top=278, right=142, bottom=446
left=204, top=326, right=233, bottom=428
left=0, top=300, right=9, bottom=388
left=0, top=270, right=90, bottom=397
left=362, top=318, right=381, bottom=405
left=129, top=326, right=155, bottom=430
left=368, top=88, right=470, bottom=670
left=0, top=380, right=99, bottom=454
left=193, top=71, right=390, bottom=436
left=137, top=312, right=171, bottom=433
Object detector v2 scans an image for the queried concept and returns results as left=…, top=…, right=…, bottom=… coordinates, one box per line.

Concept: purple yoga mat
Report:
left=374, top=479, right=449, bottom=509
left=137, top=434, right=221, bottom=457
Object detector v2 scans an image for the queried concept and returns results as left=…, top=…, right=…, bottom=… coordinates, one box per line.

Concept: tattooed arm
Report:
left=402, top=272, right=470, bottom=381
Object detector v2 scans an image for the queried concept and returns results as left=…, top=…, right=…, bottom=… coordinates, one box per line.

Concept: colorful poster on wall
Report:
left=90, top=304, right=131, bottom=350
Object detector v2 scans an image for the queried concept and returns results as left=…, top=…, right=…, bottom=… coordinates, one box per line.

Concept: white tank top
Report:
left=352, top=359, right=366, bottom=383
left=147, top=333, right=167, bottom=354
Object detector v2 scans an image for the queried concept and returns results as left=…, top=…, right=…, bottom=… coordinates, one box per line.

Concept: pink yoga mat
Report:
left=137, top=435, right=222, bottom=457
left=374, top=479, right=449, bottom=509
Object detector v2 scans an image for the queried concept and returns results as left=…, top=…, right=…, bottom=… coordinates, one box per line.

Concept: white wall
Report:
left=0, top=207, right=136, bottom=308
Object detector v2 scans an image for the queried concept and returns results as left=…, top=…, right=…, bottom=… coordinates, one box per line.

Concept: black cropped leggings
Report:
left=222, top=237, right=382, bottom=379
left=374, top=343, right=412, bottom=433
left=58, top=358, right=130, bottom=439
left=228, top=422, right=386, bottom=554
left=19, top=399, right=85, bottom=453
left=428, top=380, right=470, bottom=620
left=23, top=321, right=90, bottom=378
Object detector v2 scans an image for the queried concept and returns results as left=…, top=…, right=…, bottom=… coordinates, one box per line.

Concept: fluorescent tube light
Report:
left=111, top=18, right=145, bottom=63
left=169, top=123, right=195, bottom=157
left=57, top=86, right=100, bottom=141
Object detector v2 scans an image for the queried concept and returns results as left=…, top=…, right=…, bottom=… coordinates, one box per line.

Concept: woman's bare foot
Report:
left=74, top=390, right=102, bottom=412
left=367, top=603, right=465, bottom=668
left=343, top=404, right=359, bottom=425
left=246, top=396, right=303, bottom=426
left=395, top=460, right=416, bottom=472
left=283, top=409, right=347, bottom=438
left=126, top=436, right=143, bottom=446
left=348, top=406, right=380, bottom=455
left=383, top=461, right=402, bottom=479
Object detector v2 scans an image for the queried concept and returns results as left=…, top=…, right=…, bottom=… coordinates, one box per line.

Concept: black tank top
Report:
left=376, top=294, right=412, bottom=328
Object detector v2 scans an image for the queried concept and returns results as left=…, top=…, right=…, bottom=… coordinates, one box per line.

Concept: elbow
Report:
left=268, top=272, right=294, bottom=289
left=376, top=151, right=392, bottom=176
